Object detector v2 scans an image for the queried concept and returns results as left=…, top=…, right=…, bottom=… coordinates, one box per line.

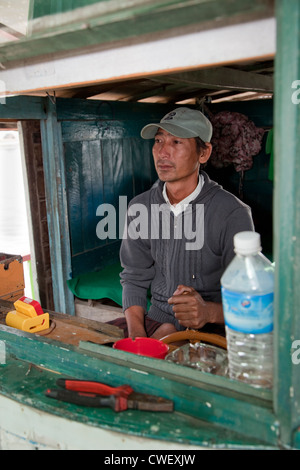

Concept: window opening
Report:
left=0, top=126, right=34, bottom=299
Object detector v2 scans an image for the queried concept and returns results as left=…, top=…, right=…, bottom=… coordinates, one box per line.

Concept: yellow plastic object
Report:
left=5, top=297, right=49, bottom=333
left=5, top=310, right=50, bottom=333
left=14, top=300, right=37, bottom=318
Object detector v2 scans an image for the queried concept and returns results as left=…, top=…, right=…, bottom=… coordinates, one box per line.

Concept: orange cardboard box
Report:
left=0, top=253, right=25, bottom=302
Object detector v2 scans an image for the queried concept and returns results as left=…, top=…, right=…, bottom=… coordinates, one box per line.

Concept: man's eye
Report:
left=174, top=140, right=182, bottom=144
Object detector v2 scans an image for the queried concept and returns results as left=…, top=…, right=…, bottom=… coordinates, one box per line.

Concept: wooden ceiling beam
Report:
left=155, top=67, right=274, bottom=93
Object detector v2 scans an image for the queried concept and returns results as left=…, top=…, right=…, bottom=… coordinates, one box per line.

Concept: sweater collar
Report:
left=155, top=171, right=217, bottom=204
left=162, top=174, right=204, bottom=216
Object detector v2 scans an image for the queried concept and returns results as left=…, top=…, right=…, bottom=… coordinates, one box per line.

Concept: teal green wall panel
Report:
left=31, top=0, right=102, bottom=18
left=0, top=96, right=47, bottom=120
left=60, top=99, right=168, bottom=277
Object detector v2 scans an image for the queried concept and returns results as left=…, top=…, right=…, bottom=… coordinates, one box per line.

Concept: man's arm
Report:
left=120, top=195, right=155, bottom=337
left=124, top=305, right=147, bottom=338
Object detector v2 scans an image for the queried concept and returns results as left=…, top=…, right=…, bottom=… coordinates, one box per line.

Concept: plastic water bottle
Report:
left=221, top=231, right=274, bottom=388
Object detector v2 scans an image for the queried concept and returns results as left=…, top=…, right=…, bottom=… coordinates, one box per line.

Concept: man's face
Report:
left=152, top=128, right=201, bottom=183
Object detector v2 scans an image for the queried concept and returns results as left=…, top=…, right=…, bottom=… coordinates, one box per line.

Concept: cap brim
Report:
left=140, top=123, right=198, bottom=139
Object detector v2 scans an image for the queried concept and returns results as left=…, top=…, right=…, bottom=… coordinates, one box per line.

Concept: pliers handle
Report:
left=45, top=378, right=174, bottom=412
left=45, top=388, right=128, bottom=411
left=56, top=378, right=134, bottom=397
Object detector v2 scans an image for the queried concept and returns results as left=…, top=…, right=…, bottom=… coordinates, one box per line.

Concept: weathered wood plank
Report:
left=40, top=98, right=74, bottom=315
left=0, top=0, right=274, bottom=64
left=0, top=354, right=274, bottom=449
left=0, top=298, right=123, bottom=338
left=56, top=98, right=173, bottom=123
left=0, top=96, right=46, bottom=120
left=0, top=324, right=278, bottom=447
left=156, top=67, right=274, bottom=93
left=60, top=100, right=160, bottom=277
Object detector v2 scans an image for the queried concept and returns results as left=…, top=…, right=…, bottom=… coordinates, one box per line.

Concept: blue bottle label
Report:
left=221, top=287, right=273, bottom=334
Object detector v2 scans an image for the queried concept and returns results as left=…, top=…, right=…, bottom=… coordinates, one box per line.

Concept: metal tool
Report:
left=45, top=378, right=173, bottom=412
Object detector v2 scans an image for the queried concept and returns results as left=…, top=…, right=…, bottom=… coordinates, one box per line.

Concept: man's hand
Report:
left=168, top=284, right=224, bottom=329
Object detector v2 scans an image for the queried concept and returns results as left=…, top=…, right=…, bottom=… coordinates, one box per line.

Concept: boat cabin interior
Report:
left=0, top=0, right=299, bottom=450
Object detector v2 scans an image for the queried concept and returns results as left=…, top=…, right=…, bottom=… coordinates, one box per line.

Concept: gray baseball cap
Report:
left=140, top=107, right=213, bottom=142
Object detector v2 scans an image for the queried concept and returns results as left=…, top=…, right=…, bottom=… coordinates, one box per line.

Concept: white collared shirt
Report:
left=162, top=174, right=204, bottom=216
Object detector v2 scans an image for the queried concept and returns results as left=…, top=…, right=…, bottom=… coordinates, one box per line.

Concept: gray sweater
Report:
left=120, top=171, right=254, bottom=330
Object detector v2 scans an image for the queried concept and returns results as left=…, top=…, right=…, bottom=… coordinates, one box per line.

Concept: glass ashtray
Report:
left=165, top=342, right=228, bottom=376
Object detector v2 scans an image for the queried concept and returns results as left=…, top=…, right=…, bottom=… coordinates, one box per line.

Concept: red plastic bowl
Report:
left=113, top=337, right=169, bottom=359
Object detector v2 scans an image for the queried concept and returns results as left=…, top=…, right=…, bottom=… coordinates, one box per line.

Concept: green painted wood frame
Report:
left=273, top=0, right=300, bottom=448
left=0, top=0, right=274, bottom=64
left=0, top=325, right=277, bottom=448
left=39, top=97, right=75, bottom=315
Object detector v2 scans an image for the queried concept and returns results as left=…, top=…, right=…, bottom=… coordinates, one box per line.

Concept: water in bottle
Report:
left=221, top=231, right=274, bottom=388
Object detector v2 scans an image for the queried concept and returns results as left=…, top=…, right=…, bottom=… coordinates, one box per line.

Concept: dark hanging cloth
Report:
left=209, top=111, right=265, bottom=172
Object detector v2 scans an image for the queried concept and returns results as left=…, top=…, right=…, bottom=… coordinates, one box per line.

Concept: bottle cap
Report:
left=233, top=231, right=262, bottom=255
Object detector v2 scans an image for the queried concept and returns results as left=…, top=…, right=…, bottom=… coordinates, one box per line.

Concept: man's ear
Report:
left=199, top=143, right=212, bottom=164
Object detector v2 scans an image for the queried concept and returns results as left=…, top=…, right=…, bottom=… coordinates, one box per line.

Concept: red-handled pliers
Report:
left=45, top=378, right=173, bottom=412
